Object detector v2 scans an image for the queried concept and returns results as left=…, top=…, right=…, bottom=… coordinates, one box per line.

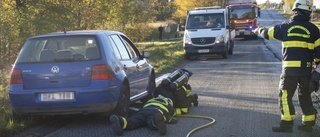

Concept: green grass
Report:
left=0, top=71, right=27, bottom=136
left=136, top=39, right=184, bottom=74
left=0, top=39, right=185, bottom=136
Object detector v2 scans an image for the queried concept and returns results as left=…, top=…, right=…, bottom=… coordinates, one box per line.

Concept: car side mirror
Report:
left=141, top=51, right=150, bottom=58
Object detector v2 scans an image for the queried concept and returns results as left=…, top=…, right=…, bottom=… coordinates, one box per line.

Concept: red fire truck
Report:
left=226, top=0, right=260, bottom=40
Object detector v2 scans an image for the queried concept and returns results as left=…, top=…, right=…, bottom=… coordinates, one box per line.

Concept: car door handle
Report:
left=123, top=65, right=127, bottom=70
left=136, top=64, right=139, bottom=68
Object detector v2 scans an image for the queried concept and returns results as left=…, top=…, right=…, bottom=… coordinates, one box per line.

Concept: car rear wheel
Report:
left=114, top=85, right=129, bottom=116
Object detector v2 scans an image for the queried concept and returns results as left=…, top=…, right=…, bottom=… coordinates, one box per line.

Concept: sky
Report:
left=256, top=0, right=280, bottom=4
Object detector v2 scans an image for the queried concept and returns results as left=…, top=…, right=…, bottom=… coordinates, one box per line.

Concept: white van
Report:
left=183, top=6, right=235, bottom=59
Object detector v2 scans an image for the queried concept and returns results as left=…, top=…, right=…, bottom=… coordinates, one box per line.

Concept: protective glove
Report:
left=167, top=117, right=178, bottom=124
left=253, top=26, right=266, bottom=35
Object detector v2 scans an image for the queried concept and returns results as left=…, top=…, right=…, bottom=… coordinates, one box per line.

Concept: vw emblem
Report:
left=200, top=38, right=206, bottom=44
left=51, top=66, right=60, bottom=74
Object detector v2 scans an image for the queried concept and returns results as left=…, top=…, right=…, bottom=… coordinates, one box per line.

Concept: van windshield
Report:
left=16, top=36, right=100, bottom=63
left=186, top=13, right=224, bottom=29
left=230, top=7, right=255, bottom=19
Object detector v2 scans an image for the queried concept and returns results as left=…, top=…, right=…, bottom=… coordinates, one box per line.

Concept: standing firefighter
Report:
left=109, top=96, right=177, bottom=136
left=254, top=0, right=320, bottom=133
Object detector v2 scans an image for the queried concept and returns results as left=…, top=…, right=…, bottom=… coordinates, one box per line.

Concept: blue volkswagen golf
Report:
left=9, top=30, right=155, bottom=116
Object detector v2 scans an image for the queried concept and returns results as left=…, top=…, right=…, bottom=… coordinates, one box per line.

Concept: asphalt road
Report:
left=11, top=9, right=320, bottom=137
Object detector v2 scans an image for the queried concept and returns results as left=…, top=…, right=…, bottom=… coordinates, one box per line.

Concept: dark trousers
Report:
left=125, top=109, right=160, bottom=130
left=159, top=32, right=163, bottom=40
left=278, top=74, right=317, bottom=126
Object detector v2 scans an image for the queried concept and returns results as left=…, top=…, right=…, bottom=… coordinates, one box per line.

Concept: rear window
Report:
left=16, top=36, right=101, bottom=63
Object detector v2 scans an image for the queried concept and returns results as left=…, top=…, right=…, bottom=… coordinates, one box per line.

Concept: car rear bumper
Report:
left=9, top=87, right=119, bottom=115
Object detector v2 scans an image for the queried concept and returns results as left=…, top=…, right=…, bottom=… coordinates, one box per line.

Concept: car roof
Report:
left=30, top=30, right=123, bottom=38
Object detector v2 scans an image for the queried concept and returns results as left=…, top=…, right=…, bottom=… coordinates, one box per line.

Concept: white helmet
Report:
left=292, top=0, right=312, bottom=11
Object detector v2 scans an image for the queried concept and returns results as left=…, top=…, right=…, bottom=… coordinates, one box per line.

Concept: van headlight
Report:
left=184, top=36, right=192, bottom=45
left=215, top=35, right=224, bottom=44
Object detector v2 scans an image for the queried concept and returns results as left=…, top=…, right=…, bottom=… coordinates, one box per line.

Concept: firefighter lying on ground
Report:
left=109, top=95, right=177, bottom=136
left=155, top=68, right=198, bottom=115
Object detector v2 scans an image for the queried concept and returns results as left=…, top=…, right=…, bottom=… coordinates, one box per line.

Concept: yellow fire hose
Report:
left=175, top=114, right=216, bottom=137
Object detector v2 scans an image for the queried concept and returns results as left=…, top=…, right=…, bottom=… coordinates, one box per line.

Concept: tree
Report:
left=173, top=0, right=218, bottom=23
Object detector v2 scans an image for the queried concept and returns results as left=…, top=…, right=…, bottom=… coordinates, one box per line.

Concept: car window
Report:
left=109, top=35, right=130, bottom=60
left=120, top=35, right=139, bottom=60
left=16, top=36, right=100, bottom=63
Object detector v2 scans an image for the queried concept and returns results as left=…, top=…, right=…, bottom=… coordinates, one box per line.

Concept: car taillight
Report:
left=10, top=68, right=23, bottom=84
left=91, top=64, right=114, bottom=80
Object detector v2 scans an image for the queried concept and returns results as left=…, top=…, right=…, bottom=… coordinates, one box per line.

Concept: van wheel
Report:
left=228, top=41, right=234, bottom=55
left=184, top=54, right=190, bottom=60
left=222, top=48, right=228, bottom=59
left=114, top=85, right=129, bottom=116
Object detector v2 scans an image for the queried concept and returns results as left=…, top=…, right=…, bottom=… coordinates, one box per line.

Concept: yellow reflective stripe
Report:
left=180, top=108, right=189, bottom=113
left=287, top=25, right=310, bottom=38
left=143, top=103, right=169, bottom=113
left=122, top=117, right=127, bottom=129
left=287, top=33, right=310, bottom=38
left=175, top=108, right=182, bottom=115
left=157, top=109, right=166, bottom=121
left=182, top=86, right=191, bottom=97
left=282, top=41, right=314, bottom=49
left=280, top=90, right=295, bottom=121
left=268, top=27, right=275, bottom=40
left=302, top=114, right=316, bottom=122
left=316, top=38, right=320, bottom=48
left=283, top=61, right=301, bottom=67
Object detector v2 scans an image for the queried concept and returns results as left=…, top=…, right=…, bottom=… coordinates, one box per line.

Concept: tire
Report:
left=114, top=85, right=130, bottom=116
left=252, top=34, right=258, bottom=40
left=141, top=74, right=156, bottom=103
left=228, top=40, right=234, bottom=55
left=222, top=46, right=228, bottom=59
left=184, top=54, right=190, bottom=60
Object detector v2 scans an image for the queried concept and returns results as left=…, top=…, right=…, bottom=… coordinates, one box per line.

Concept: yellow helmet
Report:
left=292, top=0, right=312, bottom=11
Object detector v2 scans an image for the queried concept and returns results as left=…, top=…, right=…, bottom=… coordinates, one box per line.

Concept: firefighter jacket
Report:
left=259, top=14, right=320, bottom=76
left=142, top=98, right=177, bottom=124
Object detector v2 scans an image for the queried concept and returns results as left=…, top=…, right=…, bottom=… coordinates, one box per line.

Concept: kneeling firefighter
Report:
left=155, top=68, right=198, bottom=115
left=109, top=95, right=177, bottom=136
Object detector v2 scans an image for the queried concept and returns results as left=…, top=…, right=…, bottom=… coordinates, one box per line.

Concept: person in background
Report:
left=165, top=24, right=171, bottom=39
left=254, top=0, right=319, bottom=133
left=175, top=23, right=180, bottom=38
left=158, top=24, right=164, bottom=40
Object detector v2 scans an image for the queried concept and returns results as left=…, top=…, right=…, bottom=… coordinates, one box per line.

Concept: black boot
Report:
left=298, top=124, right=313, bottom=132
left=191, top=94, right=198, bottom=107
left=154, top=113, right=167, bottom=135
left=110, top=115, right=124, bottom=136
left=272, top=126, right=293, bottom=133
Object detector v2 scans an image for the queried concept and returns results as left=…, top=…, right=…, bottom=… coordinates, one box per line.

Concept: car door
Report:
left=109, top=34, right=140, bottom=96
left=119, top=35, right=150, bottom=94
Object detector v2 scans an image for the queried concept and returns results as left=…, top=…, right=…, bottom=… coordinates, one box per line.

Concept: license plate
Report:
left=198, top=49, right=209, bottom=53
left=40, top=92, right=74, bottom=101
